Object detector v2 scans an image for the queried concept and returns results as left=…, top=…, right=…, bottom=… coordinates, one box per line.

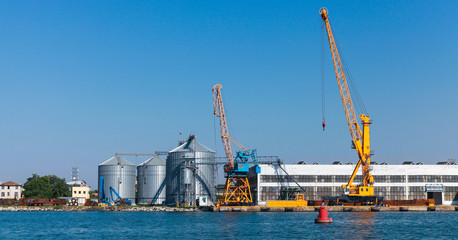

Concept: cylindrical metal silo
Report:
left=166, top=134, right=216, bottom=205
left=194, top=149, right=217, bottom=204
left=98, top=156, right=136, bottom=204
left=137, top=155, right=166, bottom=205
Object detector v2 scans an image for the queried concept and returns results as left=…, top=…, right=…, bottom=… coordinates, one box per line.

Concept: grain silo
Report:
left=98, top=156, right=136, bottom=204
left=137, top=155, right=166, bottom=205
left=166, top=133, right=216, bottom=206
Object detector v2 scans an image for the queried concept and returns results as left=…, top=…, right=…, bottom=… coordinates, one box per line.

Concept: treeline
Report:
left=23, top=174, right=71, bottom=199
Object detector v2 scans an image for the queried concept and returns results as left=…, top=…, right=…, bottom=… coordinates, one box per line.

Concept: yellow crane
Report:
left=213, top=84, right=257, bottom=205
left=320, top=8, right=379, bottom=202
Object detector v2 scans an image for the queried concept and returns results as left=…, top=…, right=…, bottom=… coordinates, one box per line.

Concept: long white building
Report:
left=248, top=162, right=458, bottom=205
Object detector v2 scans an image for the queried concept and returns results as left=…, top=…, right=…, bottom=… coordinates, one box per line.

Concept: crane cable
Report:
left=321, top=24, right=326, bottom=131
left=339, top=46, right=368, bottom=116
left=333, top=33, right=368, bottom=116
left=321, top=23, right=369, bottom=125
left=213, top=113, right=218, bottom=156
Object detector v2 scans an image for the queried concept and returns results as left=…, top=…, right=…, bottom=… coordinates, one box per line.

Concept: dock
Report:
left=212, top=206, right=458, bottom=212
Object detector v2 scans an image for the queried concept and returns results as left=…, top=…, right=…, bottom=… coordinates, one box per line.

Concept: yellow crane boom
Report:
left=320, top=8, right=374, bottom=196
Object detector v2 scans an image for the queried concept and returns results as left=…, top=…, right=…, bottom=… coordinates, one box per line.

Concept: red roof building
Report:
left=0, top=181, right=23, bottom=199
left=0, top=181, right=21, bottom=186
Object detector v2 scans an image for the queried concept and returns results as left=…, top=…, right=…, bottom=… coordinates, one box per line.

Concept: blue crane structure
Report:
left=99, top=176, right=132, bottom=206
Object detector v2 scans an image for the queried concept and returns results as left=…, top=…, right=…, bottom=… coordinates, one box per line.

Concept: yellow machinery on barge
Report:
left=267, top=193, right=308, bottom=207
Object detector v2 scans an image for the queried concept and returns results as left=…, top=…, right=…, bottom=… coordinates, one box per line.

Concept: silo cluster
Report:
left=98, top=133, right=216, bottom=206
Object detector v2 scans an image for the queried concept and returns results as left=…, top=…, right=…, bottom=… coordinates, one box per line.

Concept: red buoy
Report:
left=315, top=204, right=332, bottom=224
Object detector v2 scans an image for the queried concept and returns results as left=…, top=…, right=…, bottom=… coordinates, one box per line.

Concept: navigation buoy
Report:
left=315, top=205, right=332, bottom=224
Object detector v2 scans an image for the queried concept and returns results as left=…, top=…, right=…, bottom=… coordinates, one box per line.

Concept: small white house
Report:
left=0, top=181, right=23, bottom=199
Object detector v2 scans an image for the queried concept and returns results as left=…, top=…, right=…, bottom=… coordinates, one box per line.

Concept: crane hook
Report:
left=322, top=120, right=326, bottom=131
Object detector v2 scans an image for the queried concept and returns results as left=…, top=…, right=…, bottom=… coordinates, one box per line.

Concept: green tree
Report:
left=23, top=174, right=71, bottom=199
left=49, top=175, right=71, bottom=198
left=89, top=190, right=98, bottom=199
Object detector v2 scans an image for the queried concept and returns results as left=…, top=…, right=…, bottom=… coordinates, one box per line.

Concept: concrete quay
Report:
left=213, top=206, right=458, bottom=212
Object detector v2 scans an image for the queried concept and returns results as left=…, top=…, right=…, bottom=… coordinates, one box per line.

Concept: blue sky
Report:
left=0, top=1, right=456, bottom=187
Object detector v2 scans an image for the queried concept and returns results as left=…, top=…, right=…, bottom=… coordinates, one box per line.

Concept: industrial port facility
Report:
left=97, top=132, right=458, bottom=207
left=96, top=8, right=458, bottom=210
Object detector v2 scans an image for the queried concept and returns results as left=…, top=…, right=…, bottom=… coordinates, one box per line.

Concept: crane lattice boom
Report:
left=320, top=8, right=374, bottom=196
left=213, top=84, right=234, bottom=169
left=213, top=84, right=248, bottom=170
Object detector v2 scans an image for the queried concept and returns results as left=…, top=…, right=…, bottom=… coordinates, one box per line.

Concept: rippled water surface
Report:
left=0, top=211, right=456, bottom=239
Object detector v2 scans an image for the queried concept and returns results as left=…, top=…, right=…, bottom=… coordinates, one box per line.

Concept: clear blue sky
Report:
left=0, top=1, right=457, bottom=188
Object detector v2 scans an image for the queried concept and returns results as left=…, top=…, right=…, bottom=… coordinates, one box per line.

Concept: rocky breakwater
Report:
left=99, top=206, right=201, bottom=212
left=0, top=206, right=202, bottom=212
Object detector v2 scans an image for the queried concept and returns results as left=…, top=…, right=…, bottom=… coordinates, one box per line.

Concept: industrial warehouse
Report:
left=248, top=162, right=458, bottom=206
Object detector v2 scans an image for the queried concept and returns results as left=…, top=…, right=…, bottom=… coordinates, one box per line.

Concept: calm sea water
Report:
left=0, top=211, right=456, bottom=239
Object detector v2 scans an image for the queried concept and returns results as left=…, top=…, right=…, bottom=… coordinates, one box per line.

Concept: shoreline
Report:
left=0, top=206, right=201, bottom=212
